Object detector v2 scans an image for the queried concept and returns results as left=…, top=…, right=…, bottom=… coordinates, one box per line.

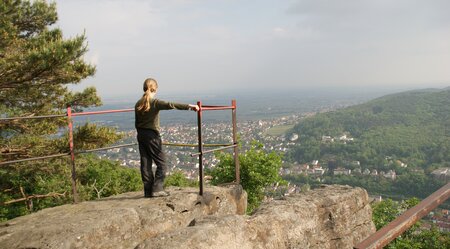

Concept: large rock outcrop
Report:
left=0, top=185, right=375, bottom=249
left=137, top=185, right=375, bottom=249
left=0, top=185, right=246, bottom=249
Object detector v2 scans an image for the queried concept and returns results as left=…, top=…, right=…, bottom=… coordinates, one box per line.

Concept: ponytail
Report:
left=137, top=78, right=158, bottom=112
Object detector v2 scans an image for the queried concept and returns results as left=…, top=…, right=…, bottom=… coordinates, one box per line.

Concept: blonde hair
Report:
left=137, top=78, right=158, bottom=112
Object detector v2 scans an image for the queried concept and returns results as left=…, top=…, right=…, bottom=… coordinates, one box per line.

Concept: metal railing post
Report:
left=67, top=106, right=79, bottom=203
left=231, top=99, right=240, bottom=184
left=197, top=101, right=204, bottom=196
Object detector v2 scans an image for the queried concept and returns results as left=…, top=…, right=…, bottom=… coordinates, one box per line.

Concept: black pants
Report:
left=137, top=128, right=166, bottom=197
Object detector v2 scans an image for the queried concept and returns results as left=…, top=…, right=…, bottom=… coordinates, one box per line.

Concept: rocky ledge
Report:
left=0, top=185, right=375, bottom=249
left=0, top=185, right=246, bottom=249
left=137, top=185, right=375, bottom=249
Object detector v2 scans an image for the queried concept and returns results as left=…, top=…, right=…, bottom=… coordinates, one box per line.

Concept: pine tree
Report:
left=0, top=0, right=133, bottom=220
left=0, top=0, right=110, bottom=156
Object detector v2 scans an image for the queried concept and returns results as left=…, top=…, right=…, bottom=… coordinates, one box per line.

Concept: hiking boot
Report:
left=153, top=182, right=164, bottom=192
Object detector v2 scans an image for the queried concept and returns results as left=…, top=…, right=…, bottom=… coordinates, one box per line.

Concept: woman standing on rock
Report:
left=135, top=78, right=199, bottom=197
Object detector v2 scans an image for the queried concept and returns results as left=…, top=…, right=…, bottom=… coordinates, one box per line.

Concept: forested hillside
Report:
left=288, top=88, right=450, bottom=172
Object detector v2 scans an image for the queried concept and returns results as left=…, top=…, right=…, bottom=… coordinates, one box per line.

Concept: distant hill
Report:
left=288, top=87, right=450, bottom=172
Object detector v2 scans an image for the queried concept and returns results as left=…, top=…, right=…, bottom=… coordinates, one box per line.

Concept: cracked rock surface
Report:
left=137, top=185, right=375, bottom=249
left=0, top=185, right=246, bottom=249
left=0, top=185, right=375, bottom=249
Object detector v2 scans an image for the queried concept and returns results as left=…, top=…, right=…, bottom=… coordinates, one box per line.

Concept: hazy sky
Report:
left=56, top=0, right=450, bottom=98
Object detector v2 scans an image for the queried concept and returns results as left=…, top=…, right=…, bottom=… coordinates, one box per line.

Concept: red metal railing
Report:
left=354, top=182, right=450, bottom=249
left=0, top=100, right=240, bottom=201
left=192, top=100, right=240, bottom=195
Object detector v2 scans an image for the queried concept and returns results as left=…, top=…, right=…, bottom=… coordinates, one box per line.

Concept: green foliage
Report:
left=77, top=155, right=141, bottom=200
left=284, top=170, right=446, bottom=204
left=317, top=173, right=445, bottom=200
left=393, top=173, right=444, bottom=198
left=209, top=141, right=286, bottom=213
left=0, top=155, right=141, bottom=221
left=0, top=0, right=95, bottom=92
left=71, top=123, right=123, bottom=150
left=372, top=198, right=419, bottom=230
left=372, top=198, right=450, bottom=248
left=164, top=170, right=198, bottom=188
left=0, top=160, right=72, bottom=221
left=400, top=227, right=450, bottom=249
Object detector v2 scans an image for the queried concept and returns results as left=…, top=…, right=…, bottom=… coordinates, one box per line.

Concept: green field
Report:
left=264, top=124, right=295, bottom=136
